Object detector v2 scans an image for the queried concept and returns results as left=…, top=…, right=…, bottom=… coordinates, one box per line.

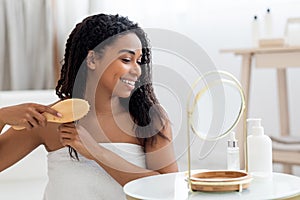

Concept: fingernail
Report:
left=57, top=113, right=63, bottom=117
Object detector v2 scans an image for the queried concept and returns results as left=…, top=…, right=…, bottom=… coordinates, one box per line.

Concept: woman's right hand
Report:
left=0, top=103, right=62, bottom=130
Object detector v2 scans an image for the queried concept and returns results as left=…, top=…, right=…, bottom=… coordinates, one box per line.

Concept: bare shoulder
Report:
left=146, top=120, right=173, bottom=152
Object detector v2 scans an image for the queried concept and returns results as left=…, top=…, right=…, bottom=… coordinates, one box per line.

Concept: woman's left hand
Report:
left=58, top=123, right=95, bottom=160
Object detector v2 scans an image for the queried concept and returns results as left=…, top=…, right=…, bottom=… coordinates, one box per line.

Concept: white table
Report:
left=124, top=172, right=300, bottom=200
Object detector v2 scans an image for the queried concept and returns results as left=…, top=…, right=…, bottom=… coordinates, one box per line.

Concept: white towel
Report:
left=43, top=143, right=146, bottom=200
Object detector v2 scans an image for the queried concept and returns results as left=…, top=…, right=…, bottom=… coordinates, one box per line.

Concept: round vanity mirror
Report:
left=186, top=70, right=249, bottom=192
left=187, top=71, right=245, bottom=141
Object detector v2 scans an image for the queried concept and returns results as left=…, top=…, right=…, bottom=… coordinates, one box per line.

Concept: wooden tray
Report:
left=188, top=170, right=252, bottom=192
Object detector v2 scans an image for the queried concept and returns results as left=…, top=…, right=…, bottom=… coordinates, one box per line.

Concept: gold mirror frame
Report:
left=186, top=70, right=248, bottom=191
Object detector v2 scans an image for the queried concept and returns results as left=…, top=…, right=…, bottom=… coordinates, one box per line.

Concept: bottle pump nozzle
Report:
left=247, top=118, right=262, bottom=135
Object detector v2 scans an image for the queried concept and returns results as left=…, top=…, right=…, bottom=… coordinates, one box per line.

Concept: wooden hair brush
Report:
left=12, top=98, right=90, bottom=130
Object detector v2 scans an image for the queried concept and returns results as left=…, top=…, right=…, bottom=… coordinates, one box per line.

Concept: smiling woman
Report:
left=0, top=13, right=178, bottom=200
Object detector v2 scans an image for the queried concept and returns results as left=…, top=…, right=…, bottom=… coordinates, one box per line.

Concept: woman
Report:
left=0, top=14, right=178, bottom=199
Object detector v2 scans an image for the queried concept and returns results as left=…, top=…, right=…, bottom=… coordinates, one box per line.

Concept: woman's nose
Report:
left=130, top=63, right=141, bottom=77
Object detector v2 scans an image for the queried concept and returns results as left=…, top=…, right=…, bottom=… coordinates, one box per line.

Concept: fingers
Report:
left=23, top=103, right=62, bottom=130
left=59, top=132, right=75, bottom=146
left=57, top=124, right=95, bottom=160
left=26, top=115, right=39, bottom=129
left=21, top=108, right=47, bottom=130
left=58, top=123, right=78, bottom=146
left=31, top=110, right=47, bottom=127
left=2, top=102, right=62, bottom=130
left=22, top=118, right=34, bottom=130
left=36, top=104, right=62, bottom=118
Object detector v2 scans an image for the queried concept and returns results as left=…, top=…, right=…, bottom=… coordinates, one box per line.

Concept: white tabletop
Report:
left=124, top=172, right=300, bottom=200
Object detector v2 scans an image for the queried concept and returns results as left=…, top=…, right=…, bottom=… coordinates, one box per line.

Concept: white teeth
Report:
left=120, top=78, right=135, bottom=86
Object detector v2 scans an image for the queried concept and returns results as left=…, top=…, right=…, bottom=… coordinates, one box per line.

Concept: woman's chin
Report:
left=117, top=92, right=131, bottom=99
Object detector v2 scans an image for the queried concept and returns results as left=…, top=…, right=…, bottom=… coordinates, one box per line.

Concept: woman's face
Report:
left=92, top=33, right=143, bottom=98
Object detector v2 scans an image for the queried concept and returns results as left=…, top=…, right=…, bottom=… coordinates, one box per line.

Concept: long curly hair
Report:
left=55, top=14, right=169, bottom=159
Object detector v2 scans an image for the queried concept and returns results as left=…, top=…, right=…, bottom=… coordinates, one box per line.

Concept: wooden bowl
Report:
left=189, top=170, right=252, bottom=192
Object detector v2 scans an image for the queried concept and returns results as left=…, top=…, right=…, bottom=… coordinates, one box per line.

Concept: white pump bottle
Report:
left=247, top=119, right=273, bottom=178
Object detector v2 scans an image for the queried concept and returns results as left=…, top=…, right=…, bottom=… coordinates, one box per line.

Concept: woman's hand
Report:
left=0, top=103, right=61, bottom=130
left=58, top=123, right=95, bottom=160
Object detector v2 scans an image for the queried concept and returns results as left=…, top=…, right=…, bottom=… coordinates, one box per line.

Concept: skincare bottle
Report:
left=264, top=8, right=273, bottom=38
left=247, top=119, right=273, bottom=178
left=252, top=15, right=260, bottom=47
left=246, top=118, right=261, bottom=136
left=227, top=132, right=240, bottom=170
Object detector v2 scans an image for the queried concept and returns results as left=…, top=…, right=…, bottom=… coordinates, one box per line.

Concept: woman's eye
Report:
left=122, top=58, right=131, bottom=63
left=121, top=57, right=142, bottom=65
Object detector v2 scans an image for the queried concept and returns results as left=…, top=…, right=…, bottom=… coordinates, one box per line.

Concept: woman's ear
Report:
left=86, top=50, right=97, bottom=70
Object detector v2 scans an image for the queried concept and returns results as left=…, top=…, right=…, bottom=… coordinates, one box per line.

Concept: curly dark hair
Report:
left=55, top=14, right=169, bottom=159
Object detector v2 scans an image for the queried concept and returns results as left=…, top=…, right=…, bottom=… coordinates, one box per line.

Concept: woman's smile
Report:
left=120, top=77, right=136, bottom=90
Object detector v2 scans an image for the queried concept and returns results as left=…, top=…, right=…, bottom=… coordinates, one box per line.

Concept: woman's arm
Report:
left=58, top=123, right=178, bottom=186
left=0, top=127, right=44, bottom=172
left=0, top=103, right=61, bottom=132
left=0, top=103, right=60, bottom=171
left=144, top=122, right=179, bottom=173
left=0, top=121, right=5, bottom=133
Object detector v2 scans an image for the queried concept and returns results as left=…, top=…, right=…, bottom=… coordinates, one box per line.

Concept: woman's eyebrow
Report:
left=118, top=49, right=136, bottom=55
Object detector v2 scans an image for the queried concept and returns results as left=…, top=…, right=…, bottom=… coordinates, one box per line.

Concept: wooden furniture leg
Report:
left=277, top=68, right=292, bottom=174
left=236, top=53, right=252, bottom=170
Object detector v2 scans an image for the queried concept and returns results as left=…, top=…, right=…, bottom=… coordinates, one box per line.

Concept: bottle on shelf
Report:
left=264, top=8, right=273, bottom=38
left=252, top=15, right=260, bottom=47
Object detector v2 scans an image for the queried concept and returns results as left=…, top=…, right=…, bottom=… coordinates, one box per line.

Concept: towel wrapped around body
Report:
left=43, top=143, right=146, bottom=200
